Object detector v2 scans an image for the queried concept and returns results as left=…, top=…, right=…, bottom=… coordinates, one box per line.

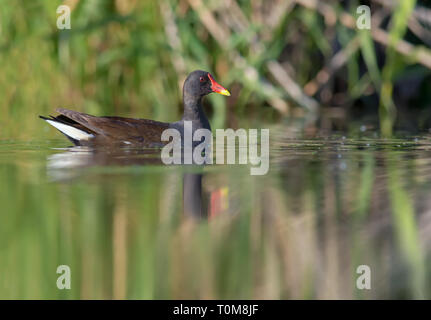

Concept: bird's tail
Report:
left=40, top=115, right=94, bottom=145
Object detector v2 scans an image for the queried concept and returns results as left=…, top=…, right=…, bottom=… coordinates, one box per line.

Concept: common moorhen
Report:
left=40, top=70, right=230, bottom=147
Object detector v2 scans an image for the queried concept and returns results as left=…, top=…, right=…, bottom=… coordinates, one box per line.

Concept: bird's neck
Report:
left=182, top=94, right=207, bottom=123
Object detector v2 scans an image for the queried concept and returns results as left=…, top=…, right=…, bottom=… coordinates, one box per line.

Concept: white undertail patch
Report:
left=46, top=120, right=94, bottom=141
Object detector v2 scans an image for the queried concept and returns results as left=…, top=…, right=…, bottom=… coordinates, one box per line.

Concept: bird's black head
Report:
left=183, top=70, right=230, bottom=98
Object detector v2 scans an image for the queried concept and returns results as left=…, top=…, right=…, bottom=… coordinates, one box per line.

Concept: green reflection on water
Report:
left=0, top=135, right=431, bottom=299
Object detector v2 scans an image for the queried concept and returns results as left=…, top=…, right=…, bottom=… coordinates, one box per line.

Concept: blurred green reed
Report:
left=380, top=0, right=417, bottom=137
left=387, top=154, right=426, bottom=298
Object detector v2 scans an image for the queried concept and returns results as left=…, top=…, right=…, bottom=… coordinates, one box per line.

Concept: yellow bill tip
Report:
left=218, top=89, right=231, bottom=96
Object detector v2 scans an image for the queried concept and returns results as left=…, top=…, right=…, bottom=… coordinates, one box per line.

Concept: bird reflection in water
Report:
left=46, top=147, right=229, bottom=219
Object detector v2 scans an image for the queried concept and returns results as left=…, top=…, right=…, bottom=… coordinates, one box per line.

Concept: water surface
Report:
left=1, top=130, right=431, bottom=299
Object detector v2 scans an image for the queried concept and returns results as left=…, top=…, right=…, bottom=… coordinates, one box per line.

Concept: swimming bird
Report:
left=40, top=70, right=230, bottom=147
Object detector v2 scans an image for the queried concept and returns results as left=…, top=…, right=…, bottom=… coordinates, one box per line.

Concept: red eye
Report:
left=199, top=76, right=205, bottom=82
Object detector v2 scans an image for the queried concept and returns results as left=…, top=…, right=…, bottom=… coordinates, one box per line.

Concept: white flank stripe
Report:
left=46, top=120, right=94, bottom=141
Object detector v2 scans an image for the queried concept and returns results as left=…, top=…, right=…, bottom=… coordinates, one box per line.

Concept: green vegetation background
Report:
left=1, top=0, right=430, bottom=139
